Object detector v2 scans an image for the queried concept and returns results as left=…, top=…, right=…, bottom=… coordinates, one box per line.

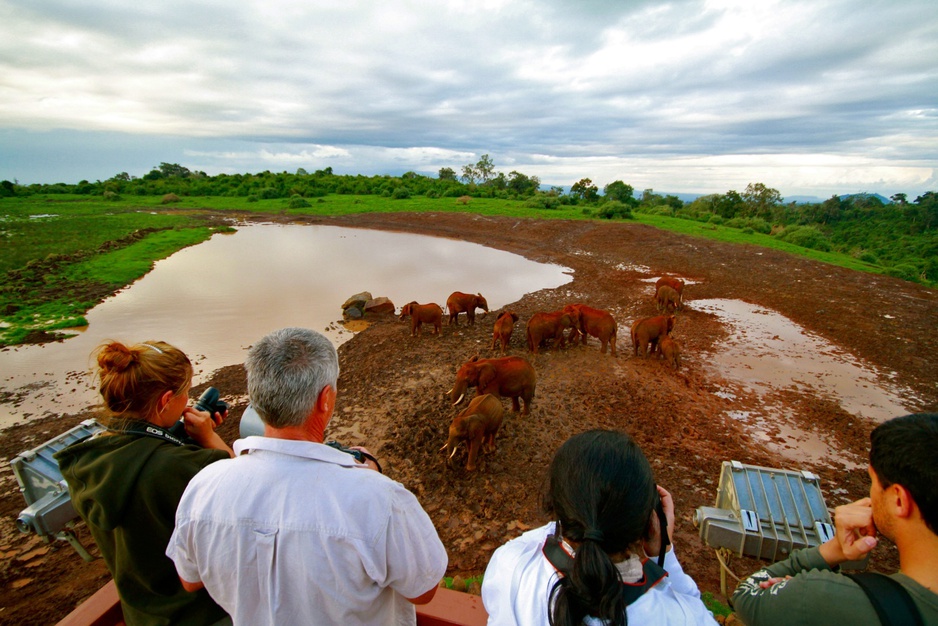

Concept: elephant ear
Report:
left=478, top=364, right=496, bottom=388
left=465, top=415, right=484, bottom=439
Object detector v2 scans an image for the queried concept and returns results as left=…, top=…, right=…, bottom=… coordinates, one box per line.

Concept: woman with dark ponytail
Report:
left=482, top=430, right=715, bottom=625
left=55, top=340, right=234, bottom=625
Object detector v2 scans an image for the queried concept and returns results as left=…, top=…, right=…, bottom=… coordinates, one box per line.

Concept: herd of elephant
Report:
left=400, top=279, right=685, bottom=471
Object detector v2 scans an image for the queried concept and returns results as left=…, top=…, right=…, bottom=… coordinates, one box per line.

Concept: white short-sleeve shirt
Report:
left=481, top=522, right=717, bottom=625
left=167, top=436, right=448, bottom=626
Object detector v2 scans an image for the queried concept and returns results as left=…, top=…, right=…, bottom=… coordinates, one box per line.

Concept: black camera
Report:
left=324, top=440, right=383, bottom=473
left=194, top=387, right=228, bottom=418
left=325, top=440, right=366, bottom=463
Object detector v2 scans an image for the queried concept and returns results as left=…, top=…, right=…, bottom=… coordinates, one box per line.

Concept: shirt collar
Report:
left=233, top=436, right=360, bottom=468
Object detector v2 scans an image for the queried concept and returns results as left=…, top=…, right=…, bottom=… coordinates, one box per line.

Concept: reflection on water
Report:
left=0, top=224, right=572, bottom=427
left=696, top=298, right=916, bottom=466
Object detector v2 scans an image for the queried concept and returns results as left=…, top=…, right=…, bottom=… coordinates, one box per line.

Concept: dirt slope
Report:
left=1, top=212, right=935, bottom=624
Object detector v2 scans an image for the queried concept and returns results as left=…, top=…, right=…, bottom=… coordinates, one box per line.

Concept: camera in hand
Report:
left=194, top=387, right=228, bottom=417
left=325, top=440, right=366, bottom=463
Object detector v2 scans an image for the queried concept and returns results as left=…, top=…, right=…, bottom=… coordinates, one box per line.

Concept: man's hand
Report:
left=347, top=446, right=381, bottom=472
left=819, top=497, right=878, bottom=567
left=643, top=485, right=675, bottom=557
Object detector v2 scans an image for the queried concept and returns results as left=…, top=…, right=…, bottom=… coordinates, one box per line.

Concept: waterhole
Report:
left=694, top=298, right=917, bottom=467
left=0, top=223, right=572, bottom=427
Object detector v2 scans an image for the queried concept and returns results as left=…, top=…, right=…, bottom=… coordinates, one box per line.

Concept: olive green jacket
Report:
left=732, top=546, right=938, bottom=626
left=56, top=431, right=229, bottom=626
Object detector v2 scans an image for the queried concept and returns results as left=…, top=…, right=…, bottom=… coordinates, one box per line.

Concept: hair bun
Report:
left=97, top=342, right=138, bottom=372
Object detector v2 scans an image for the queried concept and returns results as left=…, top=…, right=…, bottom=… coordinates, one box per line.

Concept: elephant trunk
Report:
left=448, top=381, right=468, bottom=406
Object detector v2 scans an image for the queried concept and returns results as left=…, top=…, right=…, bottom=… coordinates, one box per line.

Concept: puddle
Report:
left=696, top=298, right=917, bottom=466
left=0, top=224, right=571, bottom=427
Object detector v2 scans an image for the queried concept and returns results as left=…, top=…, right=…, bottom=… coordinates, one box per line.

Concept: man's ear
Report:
left=892, top=483, right=916, bottom=519
left=317, top=384, right=336, bottom=415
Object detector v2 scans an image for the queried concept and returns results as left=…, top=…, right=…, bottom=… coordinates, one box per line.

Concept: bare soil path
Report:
left=1, top=212, right=935, bottom=624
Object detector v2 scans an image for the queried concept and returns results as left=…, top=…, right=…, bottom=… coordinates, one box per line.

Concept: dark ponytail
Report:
left=544, top=430, right=656, bottom=626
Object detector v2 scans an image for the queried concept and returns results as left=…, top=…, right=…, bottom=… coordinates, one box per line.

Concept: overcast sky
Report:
left=1, top=0, right=936, bottom=199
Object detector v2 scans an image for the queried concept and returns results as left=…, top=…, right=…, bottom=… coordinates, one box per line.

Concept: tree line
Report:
left=2, top=157, right=935, bottom=284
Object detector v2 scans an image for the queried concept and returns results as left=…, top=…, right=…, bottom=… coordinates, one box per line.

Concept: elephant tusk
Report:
left=439, top=443, right=449, bottom=452
left=449, top=447, right=459, bottom=460
left=453, top=393, right=465, bottom=405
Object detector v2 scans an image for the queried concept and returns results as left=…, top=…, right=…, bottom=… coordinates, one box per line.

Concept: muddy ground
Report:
left=1, top=211, right=936, bottom=624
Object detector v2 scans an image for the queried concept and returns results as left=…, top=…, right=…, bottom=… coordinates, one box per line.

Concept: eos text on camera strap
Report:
left=108, top=421, right=189, bottom=446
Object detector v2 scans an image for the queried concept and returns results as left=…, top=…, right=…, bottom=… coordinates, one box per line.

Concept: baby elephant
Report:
left=491, top=311, right=519, bottom=353
left=658, top=334, right=681, bottom=370
left=656, top=285, right=681, bottom=312
left=399, top=301, right=443, bottom=337
left=441, top=394, right=504, bottom=471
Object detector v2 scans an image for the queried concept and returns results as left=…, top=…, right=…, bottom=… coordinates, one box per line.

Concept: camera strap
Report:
left=108, top=420, right=189, bottom=446
left=541, top=530, right=668, bottom=606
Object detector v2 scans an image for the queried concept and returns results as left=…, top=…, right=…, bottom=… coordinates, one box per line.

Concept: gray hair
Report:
left=245, top=327, right=339, bottom=429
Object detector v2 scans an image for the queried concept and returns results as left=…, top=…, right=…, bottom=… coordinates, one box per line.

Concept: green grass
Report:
left=0, top=195, right=194, bottom=274
left=63, top=227, right=214, bottom=284
left=701, top=591, right=733, bottom=617
left=631, top=213, right=885, bottom=275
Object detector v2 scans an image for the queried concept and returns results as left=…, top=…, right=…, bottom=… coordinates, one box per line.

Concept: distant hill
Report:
left=839, top=192, right=891, bottom=204
left=785, top=195, right=824, bottom=204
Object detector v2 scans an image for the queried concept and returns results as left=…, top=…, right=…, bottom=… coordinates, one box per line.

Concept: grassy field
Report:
left=0, top=193, right=900, bottom=346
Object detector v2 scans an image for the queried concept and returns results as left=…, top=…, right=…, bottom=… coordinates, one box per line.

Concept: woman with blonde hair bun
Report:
left=56, top=340, right=233, bottom=626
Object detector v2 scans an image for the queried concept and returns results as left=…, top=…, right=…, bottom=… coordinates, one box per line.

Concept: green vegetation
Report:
left=1, top=163, right=935, bottom=346
left=701, top=591, right=733, bottom=618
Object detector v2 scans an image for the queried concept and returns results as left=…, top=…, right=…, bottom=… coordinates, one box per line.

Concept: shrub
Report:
left=161, top=193, right=181, bottom=204
left=851, top=249, right=879, bottom=265
left=247, top=195, right=259, bottom=203
left=391, top=187, right=411, bottom=199
left=726, top=217, right=771, bottom=234
left=524, top=195, right=561, bottom=210
left=775, top=225, right=832, bottom=252
left=596, top=201, right=633, bottom=220
left=708, top=214, right=724, bottom=225
left=103, top=191, right=121, bottom=201
left=288, top=195, right=311, bottom=209
left=883, top=264, right=921, bottom=282
left=259, top=187, right=280, bottom=200
left=456, top=195, right=471, bottom=205
left=425, top=190, right=440, bottom=199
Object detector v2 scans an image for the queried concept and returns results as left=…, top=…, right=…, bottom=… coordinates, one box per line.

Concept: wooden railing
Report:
left=56, top=580, right=489, bottom=626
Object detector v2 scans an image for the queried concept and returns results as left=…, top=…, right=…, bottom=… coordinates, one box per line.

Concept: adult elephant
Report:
left=399, top=301, right=443, bottom=336
left=447, top=355, right=536, bottom=415
left=630, top=314, right=675, bottom=358
left=562, top=303, right=618, bottom=356
left=446, top=292, right=489, bottom=326
left=526, top=310, right=576, bottom=354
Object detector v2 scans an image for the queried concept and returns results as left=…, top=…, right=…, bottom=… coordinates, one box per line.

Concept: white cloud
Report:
left=0, top=0, right=935, bottom=197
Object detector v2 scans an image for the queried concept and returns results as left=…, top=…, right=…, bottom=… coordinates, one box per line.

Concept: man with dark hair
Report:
left=166, top=328, right=447, bottom=625
left=733, top=413, right=938, bottom=625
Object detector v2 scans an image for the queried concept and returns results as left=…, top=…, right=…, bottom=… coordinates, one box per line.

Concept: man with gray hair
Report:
left=167, top=327, right=448, bottom=625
